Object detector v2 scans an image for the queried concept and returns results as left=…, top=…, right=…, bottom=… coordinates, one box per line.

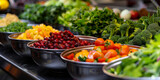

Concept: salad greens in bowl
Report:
left=0, top=22, right=32, bottom=45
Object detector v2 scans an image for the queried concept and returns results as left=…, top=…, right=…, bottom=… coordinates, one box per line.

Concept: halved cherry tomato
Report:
left=102, top=50, right=108, bottom=55
left=86, top=59, right=94, bottom=62
left=67, top=53, right=74, bottom=60
left=88, top=51, right=104, bottom=59
left=107, top=57, right=117, bottom=62
left=93, top=46, right=105, bottom=51
left=95, top=38, right=105, bottom=46
left=120, top=45, right=130, bottom=55
left=104, top=49, right=117, bottom=58
left=113, top=43, right=121, bottom=50
left=98, top=58, right=106, bottom=62
left=104, top=39, right=114, bottom=50
left=129, top=49, right=138, bottom=54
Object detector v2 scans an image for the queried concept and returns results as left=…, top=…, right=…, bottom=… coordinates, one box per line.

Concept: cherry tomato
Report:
left=113, top=43, right=121, bottom=50
left=129, top=49, right=138, bottom=54
left=66, top=53, right=74, bottom=60
left=104, top=39, right=114, bottom=50
left=98, top=58, right=106, bottom=62
left=130, top=10, right=139, bottom=19
left=104, top=49, right=117, bottom=58
left=88, top=51, right=104, bottom=59
left=95, top=38, right=105, bottom=46
left=102, top=50, right=108, bottom=55
left=120, top=45, right=130, bottom=55
left=93, top=46, right=105, bottom=51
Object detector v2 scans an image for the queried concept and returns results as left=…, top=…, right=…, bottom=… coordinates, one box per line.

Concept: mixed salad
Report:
left=65, top=38, right=137, bottom=63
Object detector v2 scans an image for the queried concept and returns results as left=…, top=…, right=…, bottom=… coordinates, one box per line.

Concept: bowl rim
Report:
left=8, top=33, right=36, bottom=42
left=102, top=61, right=160, bottom=79
left=0, top=31, right=18, bottom=34
left=60, top=45, right=140, bottom=66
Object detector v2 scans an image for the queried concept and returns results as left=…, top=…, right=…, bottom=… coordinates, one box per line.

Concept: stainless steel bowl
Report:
left=27, top=35, right=97, bottom=70
left=0, top=32, right=17, bottom=45
left=61, top=45, right=140, bottom=80
left=103, top=61, right=160, bottom=80
left=8, top=33, right=35, bottom=56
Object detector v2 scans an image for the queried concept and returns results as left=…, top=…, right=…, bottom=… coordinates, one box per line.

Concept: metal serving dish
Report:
left=61, top=45, right=140, bottom=80
left=0, top=23, right=37, bottom=46
left=0, top=32, right=17, bottom=45
left=27, top=35, right=97, bottom=70
left=103, top=61, right=160, bottom=80
left=8, top=33, right=35, bottom=56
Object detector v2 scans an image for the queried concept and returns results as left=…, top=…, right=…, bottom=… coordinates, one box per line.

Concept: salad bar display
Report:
left=0, top=0, right=160, bottom=80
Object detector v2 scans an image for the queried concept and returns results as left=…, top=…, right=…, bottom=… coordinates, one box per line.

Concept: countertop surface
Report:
left=0, top=45, right=73, bottom=80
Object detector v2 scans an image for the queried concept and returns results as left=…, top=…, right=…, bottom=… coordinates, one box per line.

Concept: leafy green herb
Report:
left=20, top=3, right=66, bottom=25
left=0, top=22, right=32, bottom=32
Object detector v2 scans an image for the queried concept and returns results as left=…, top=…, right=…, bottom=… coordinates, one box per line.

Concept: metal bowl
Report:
left=8, top=33, right=35, bottom=56
left=103, top=61, right=160, bottom=80
left=60, top=45, right=140, bottom=80
left=27, top=35, right=97, bottom=70
left=0, top=32, right=17, bottom=46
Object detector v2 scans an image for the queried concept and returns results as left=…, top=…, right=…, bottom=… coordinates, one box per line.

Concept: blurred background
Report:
left=0, top=0, right=159, bottom=14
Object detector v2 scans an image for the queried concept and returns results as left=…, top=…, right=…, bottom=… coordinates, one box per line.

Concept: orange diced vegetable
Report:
left=86, top=59, right=94, bottom=62
left=129, top=49, right=138, bottom=54
left=98, top=58, right=106, bottom=62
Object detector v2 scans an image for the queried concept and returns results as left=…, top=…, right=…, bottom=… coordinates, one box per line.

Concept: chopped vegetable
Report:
left=16, top=24, right=59, bottom=40
left=120, top=9, right=131, bottom=20
left=65, top=39, right=138, bottom=63
left=0, top=22, right=32, bottom=32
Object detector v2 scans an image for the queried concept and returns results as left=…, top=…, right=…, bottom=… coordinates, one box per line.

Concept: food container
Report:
left=102, top=61, right=160, bottom=80
left=27, top=35, right=97, bottom=70
left=0, top=32, right=17, bottom=46
left=8, top=33, right=35, bottom=56
left=0, top=24, right=37, bottom=46
left=60, top=45, right=140, bottom=80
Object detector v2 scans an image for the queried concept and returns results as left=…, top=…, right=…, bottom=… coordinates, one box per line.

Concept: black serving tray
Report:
left=0, top=45, right=73, bottom=80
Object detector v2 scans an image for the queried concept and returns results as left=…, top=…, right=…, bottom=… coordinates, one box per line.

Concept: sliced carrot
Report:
left=98, top=58, right=106, bottom=62
left=67, top=53, right=74, bottom=60
left=86, top=59, right=94, bottom=62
